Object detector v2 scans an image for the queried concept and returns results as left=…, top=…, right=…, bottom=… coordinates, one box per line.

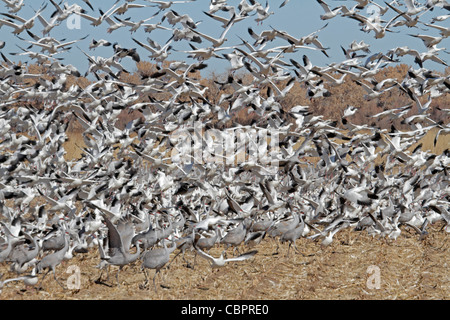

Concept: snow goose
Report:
left=193, top=240, right=257, bottom=268
left=316, top=0, right=342, bottom=20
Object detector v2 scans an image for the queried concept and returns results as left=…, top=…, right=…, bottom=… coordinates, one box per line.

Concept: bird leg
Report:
left=183, top=251, right=194, bottom=269
left=191, top=251, right=197, bottom=270
left=286, top=243, right=291, bottom=257
left=105, top=264, right=111, bottom=282
left=222, top=245, right=229, bottom=259
left=95, top=265, right=113, bottom=287
left=166, top=250, right=181, bottom=268
left=160, top=269, right=170, bottom=289
left=38, top=269, right=51, bottom=289
left=53, top=268, right=66, bottom=290
left=153, top=269, right=160, bottom=293
left=293, top=243, right=306, bottom=257
left=140, top=267, right=149, bottom=290
left=221, top=249, right=228, bottom=260
left=115, top=266, right=122, bottom=287
left=172, top=250, right=193, bottom=269
left=272, top=240, right=280, bottom=255
left=96, top=268, right=104, bottom=283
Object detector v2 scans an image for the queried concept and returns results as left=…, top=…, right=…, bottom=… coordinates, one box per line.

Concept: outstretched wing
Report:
left=102, top=214, right=124, bottom=256
left=192, top=239, right=215, bottom=264
left=226, top=250, right=258, bottom=262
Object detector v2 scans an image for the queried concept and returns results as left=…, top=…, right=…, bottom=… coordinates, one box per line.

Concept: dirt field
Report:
left=1, top=221, right=448, bottom=300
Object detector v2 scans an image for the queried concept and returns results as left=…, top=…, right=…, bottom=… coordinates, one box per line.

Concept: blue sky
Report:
left=0, top=0, right=448, bottom=77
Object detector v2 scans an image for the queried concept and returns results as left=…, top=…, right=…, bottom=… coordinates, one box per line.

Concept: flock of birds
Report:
left=0, top=0, right=449, bottom=294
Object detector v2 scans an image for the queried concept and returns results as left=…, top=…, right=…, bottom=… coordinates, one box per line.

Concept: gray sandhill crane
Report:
left=279, top=213, right=306, bottom=257
left=93, top=233, right=112, bottom=285
left=8, top=232, right=41, bottom=272
left=220, top=219, right=249, bottom=255
left=100, top=215, right=141, bottom=286
left=42, top=223, right=67, bottom=252
left=195, top=226, right=220, bottom=253
left=0, top=222, right=24, bottom=263
left=171, top=234, right=195, bottom=268
left=132, top=223, right=159, bottom=250
left=191, top=226, right=220, bottom=268
left=140, top=239, right=177, bottom=292
left=266, top=211, right=299, bottom=254
left=244, top=217, right=275, bottom=247
left=36, top=232, right=70, bottom=289
left=132, top=212, right=173, bottom=249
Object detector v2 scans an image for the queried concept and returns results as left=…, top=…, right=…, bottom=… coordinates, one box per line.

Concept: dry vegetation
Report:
left=2, top=62, right=449, bottom=301
left=0, top=221, right=448, bottom=300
